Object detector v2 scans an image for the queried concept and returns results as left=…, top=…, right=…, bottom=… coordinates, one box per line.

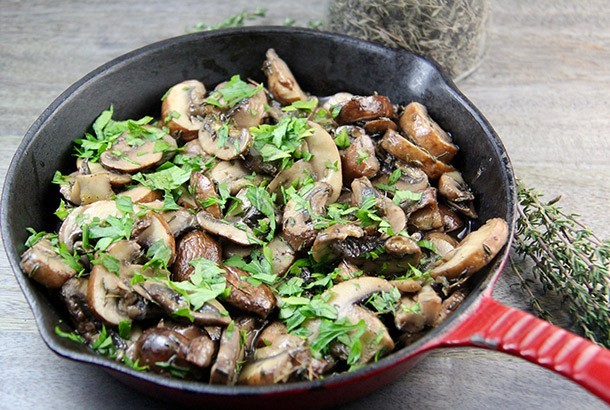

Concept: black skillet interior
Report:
left=1, top=26, right=516, bottom=402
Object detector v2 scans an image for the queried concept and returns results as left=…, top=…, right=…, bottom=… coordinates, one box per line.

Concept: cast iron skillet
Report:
left=2, top=27, right=609, bottom=408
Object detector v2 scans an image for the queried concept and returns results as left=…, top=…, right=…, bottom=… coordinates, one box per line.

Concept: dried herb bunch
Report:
left=513, top=182, right=610, bottom=348
left=326, top=0, right=490, bottom=79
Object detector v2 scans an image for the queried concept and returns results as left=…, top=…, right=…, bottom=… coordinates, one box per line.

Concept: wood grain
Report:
left=0, top=0, right=608, bottom=408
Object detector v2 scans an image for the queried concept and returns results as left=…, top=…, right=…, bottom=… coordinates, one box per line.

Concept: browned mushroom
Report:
left=133, top=327, right=192, bottom=374
left=305, top=122, right=343, bottom=203
left=207, top=160, right=263, bottom=195
left=238, top=334, right=311, bottom=385
left=438, top=171, right=474, bottom=203
left=190, top=171, right=221, bottom=218
left=100, top=129, right=177, bottom=173
left=61, top=277, right=99, bottom=343
left=171, top=230, right=223, bottom=282
left=76, top=158, right=132, bottom=187
left=311, top=224, right=365, bottom=263
left=133, top=212, right=176, bottom=265
left=336, top=95, right=395, bottom=125
left=161, top=80, right=206, bottom=141
left=424, top=232, right=459, bottom=258
left=120, top=184, right=161, bottom=203
left=87, top=265, right=131, bottom=326
left=430, top=218, right=509, bottom=280
left=196, top=210, right=260, bottom=246
left=322, top=277, right=395, bottom=364
left=266, top=160, right=314, bottom=194
left=394, top=284, right=442, bottom=333
left=231, top=86, right=268, bottom=129
left=199, top=115, right=251, bottom=160
left=210, top=322, right=243, bottom=385
left=263, top=48, right=308, bottom=105
left=266, top=235, right=296, bottom=276
left=59, top=200, right=122, bottom=252
left=380, top=129, right=454, bottom=180
left=341, top=132, right=380, bottom=182
left=282, top=182, right=330, bottom=251
left=399, top=102, right=458, bottom=162
left=364, top=117, right=398, bottom=135
left=20, top=238, right=77, bottom=289
left=222, top=266, right=276, bottom=319
left=139, top=280, right=231, bottom=327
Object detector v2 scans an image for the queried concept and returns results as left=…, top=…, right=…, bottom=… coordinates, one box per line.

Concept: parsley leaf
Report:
left=55, top=325, right=86, bottom=344
left=168, top=258, right=228, bottom=310
left=250, top=116, right=313, bottom=169
left=205, top=75, right=263, bottom=108
left=333, top=128, right=351, bottom=149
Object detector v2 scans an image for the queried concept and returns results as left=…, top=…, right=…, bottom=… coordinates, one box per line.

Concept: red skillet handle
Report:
left=437, top=296, right=610, bottom=404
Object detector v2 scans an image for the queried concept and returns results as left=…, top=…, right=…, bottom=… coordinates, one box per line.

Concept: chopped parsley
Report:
left=250, top=116, right=313, bottom=169
left=168, top=258, right=229, bottom=310
left=205, top=75, right=263, bottom=109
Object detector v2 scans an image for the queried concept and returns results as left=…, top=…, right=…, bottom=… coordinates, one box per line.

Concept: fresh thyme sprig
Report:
left=512, top=181, right=610, bottom=348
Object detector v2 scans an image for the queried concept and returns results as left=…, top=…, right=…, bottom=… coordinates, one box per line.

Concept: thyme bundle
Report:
left=513, top=182, right=610, bottom=348
left=326, top=0, right=490, bottom=79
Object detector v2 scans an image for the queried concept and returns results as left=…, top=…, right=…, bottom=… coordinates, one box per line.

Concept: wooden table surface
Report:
left=1, top=1, right=608, bottom=408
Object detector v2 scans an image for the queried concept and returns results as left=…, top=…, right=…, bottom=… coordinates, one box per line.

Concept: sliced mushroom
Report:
left=76, top=173, right=115, bottom=205
left=351, top=177, right=406, bottom=235
left=133, top=212, right=176, bottom=265
left=311, top=224, right=365, bottom=263
left=190, top=171, right=221, bottom=218
left=231, top=86, right=268, bottom=129
left=305, top=121, right=343, bottom=203
left=100, top=130, right=177, bottom=173
left=140, top=280, right=231, bottom=327
left=385, top=235, right=422, bottom=259
left=20, top=238, right=78, bottom=289
left=256, top=321, right=288, bottom=348
left=59, top=200, right=121, bottom=252
left=239, top=335, right=310, bottom=385
left=430, top=218, right=509, bottom=280
left=222, top=266, right=276, bottom=319
left=432, top=289, right=468, bottom=327
left=341, top=132, right=380, bottom=182
left=438, top=203, right=464, bottom=232
left=266, top=159, right=314, bottom=194
left=161, top=208, right=198, bottom=237
left=61, top=277, right=99, bottom=343
left=409, top=198, right=443, bottom=231
left=372, top=164, right=429, bottom=194
left=395, top=284, right=442, bottom=333
left=77, top=158, right=132, bottom=186
left=321, top=92, right=353, bottom=111
left=120, top=184, right=161, bottom=203
left=424, top=232, right=459, bottom=258
left=334, top=260, right=362, bottom=283
left=447, top=199, right=478, bottom=219
left=196, top=210, right=260, bottom=245
left=199, top=115, right=251, bottom=160
left=185, top=333, right=216, bottom=368
left=171, top=230, right=223, bottom=282
left=438, top=171, right=474, bottom=202
left=399, top=102, right=458, bottom=163
left=263, top=48, right=307, bottom=105
left=336, top=95, right=395, bottom=125
left=87, top=265, right=131, bottom=326
left=380, top=129, right=454, bottom=180
left=389, top=278, right=422, bottom=294
left=322, top=277, right=395, bottom=364
left=266, top=235, right=296, bottom=276
left=161, top=80, right=206, bottom=141
left=363, top=117, right=398, bottom=135
left=282, top=182, right=330, bottom=251
left=210, top=323, right=243, bottom=385
left=207, top=160, right=262, bottom=195
left=133, top=327, right=192, bottom=374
